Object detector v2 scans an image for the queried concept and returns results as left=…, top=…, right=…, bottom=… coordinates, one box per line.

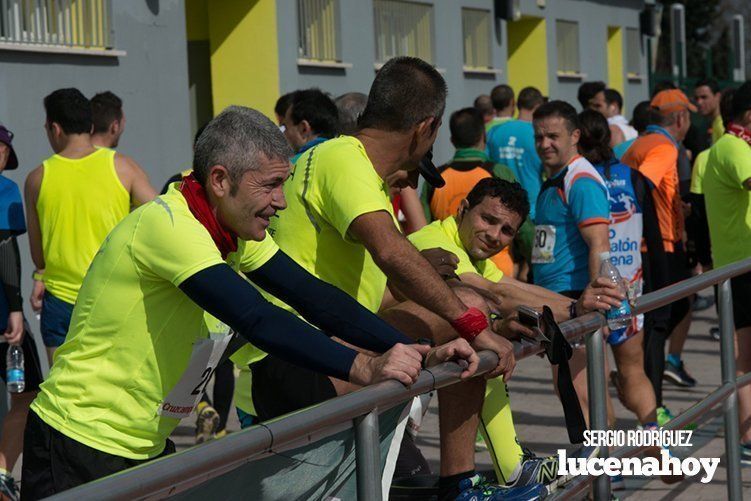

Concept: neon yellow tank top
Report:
left=38, top=148, right=129, bottom=304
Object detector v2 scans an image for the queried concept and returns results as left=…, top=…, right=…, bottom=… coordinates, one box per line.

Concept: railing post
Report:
left=586, top=328, right=611, bottom=501
left=355, top=409, right=382, bottom=501
left=720, top=279, right=743, bottom=501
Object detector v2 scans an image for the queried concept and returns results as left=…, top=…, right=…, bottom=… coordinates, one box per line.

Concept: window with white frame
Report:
left=462, top=7, right=492, bottom=69
left=556, top=20, right=580, bottom=74
left=626, top=27, right=642, bottom=77
left=373, top=0, right=434, bottom=64
left=0, top=0, right=113, bottom=49
left=297, top=0, right=340, bottom=63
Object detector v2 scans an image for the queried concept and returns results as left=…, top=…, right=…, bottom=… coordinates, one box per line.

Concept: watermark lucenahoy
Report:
left=557, top=429, right=721, bottom=483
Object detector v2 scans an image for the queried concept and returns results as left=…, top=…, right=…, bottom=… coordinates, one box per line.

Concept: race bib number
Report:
left=159, top=329, right=233, bottom=419
left=531, top=225, right=556, bottom=264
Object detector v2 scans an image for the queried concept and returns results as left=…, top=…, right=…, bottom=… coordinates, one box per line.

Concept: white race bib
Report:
left=159, top=328, right=233, bottom=419
left=531, top=225, right=556, bottom=264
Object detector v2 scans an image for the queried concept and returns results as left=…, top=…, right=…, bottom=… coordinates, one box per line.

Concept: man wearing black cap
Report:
left=261, top=57, right=533, bottom=500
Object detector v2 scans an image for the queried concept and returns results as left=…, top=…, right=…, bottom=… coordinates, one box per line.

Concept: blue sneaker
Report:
left=506, top=449, right=564, bottom=493
left=663, top=360, right=697, bottom=388
left=456, top=474, right=547, bottom=500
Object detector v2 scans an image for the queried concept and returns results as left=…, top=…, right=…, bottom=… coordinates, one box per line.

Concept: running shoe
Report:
left=455, top=474, right=546, bottom=500
left=195, top=401, right=221, bottom=444
left=656, top=406, right=674, bottom=427
left=0, top=472, right=19, bottom=501
left=741, top=443, right=751, bottom=466
left=654, top=406, right=696, bottom=431
left=663, top=360, right=697, bottom=388
left=506, top=454, right=560, bottom=493
left=710, top=327, right=721, bottom=341
left=505, top=446, right=599, bottom=495
left=692, top=294, right=714, bottom=312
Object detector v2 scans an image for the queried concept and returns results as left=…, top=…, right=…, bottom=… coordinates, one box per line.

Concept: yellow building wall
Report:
left=507, top=17, right=549, bottom=97
left=607, top=27, right=625, bottom=98
left=207, top=0, right=280, bottom=120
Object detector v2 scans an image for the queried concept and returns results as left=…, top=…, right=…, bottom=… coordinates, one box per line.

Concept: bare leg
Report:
left=611, top=330, right=657, bottom=425
left=0, top=392, right=37, bottom=473
left=380, top=288, right=488, bottom=476
left=437, top=378, right=484, bottom=475
left=735, top=327, right=751, bottom=442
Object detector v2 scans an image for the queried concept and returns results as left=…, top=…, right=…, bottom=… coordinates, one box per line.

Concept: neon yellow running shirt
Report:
left=408, top=217, right=503, bottom=282
left=37, top=148, right=129, bottom=304
left=407, top=216, right=521, bottom=481
left=31, top=184, right=278, bottom=459
left=268, top=136, right=397, bottom=313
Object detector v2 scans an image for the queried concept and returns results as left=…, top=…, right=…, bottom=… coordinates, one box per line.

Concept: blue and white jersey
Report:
left=532, top=156, right=610, bottom=293
left=594, top=159, right=645, bottom=344
left=595, top=159, right=643, bottom=283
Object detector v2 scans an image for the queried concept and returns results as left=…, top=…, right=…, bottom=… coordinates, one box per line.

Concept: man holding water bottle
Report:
left=530, top=101, right=617, bottom=424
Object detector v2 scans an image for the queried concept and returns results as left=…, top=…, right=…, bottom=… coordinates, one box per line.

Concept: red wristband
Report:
left=450, top=307, right=488, bottom=344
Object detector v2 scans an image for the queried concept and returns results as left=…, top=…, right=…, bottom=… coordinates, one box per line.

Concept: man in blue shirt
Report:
left=486, top=87, right=545, bottom=221
left=281, top=89, right=340, bottom=163
left=485, top=84, right=515, bottom=132
left=531, top=100, right=612, bottom=421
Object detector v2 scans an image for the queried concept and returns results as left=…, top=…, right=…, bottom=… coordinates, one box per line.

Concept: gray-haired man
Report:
left=21, top=106, right=476, bottom=498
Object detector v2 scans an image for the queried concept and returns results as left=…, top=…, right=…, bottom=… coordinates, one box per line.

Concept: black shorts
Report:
left=0, top=323, right=44, bottom=392
left=21, top=410, right=175, bottom=499
left=666, top=245, right=691, bottom=332
left=685, top=193, right=712, bottom=268
left=731, top=271, right=751, bottom=330
left=250, top=354, right=337, bottom=422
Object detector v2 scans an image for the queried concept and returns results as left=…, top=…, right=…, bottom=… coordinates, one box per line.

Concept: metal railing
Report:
left=0, top=0, right=113, bottom=49
left=49, top=257, right=751, bottom=501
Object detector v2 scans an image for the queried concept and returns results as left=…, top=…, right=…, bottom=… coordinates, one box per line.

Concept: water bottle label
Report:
left=606, top=299, right=631, bottom=320
left=7, top=368, right=23, bottom=384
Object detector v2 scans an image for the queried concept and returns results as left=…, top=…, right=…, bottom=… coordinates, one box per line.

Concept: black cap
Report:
left=0, top=125, right=18, bottom=171
left=418, top=147, right=445, bottom=188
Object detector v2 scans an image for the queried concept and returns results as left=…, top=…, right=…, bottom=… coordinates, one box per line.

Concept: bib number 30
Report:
left=531, top=225, right=556, bottom=264
left=159, top=333, right=233, bottom=419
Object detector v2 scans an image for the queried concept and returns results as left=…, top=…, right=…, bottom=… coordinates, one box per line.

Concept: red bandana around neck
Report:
left=727, top=123, right=751, bottom=147
left=179, top=173, right=238, bottom=259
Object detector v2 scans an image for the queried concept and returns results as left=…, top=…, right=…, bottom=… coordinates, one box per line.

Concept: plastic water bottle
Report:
left=6, top=345, right=24, bottom=393
left=599, top=252, right=632, bottom=330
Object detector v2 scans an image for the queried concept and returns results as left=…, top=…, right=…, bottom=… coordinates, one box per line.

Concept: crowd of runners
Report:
left=0, top=56, right=749, bottom=500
